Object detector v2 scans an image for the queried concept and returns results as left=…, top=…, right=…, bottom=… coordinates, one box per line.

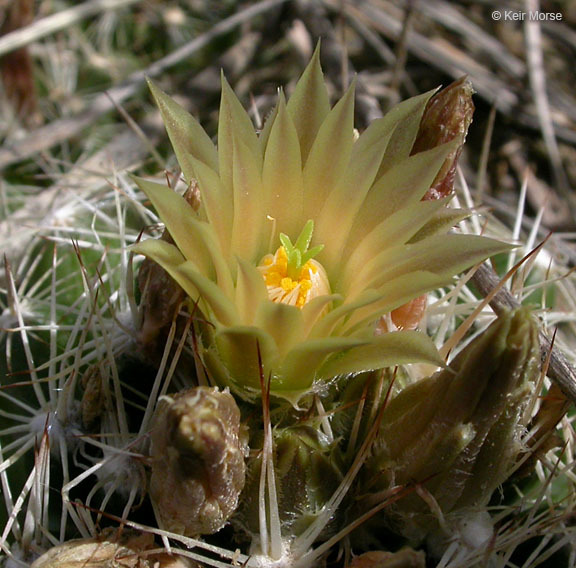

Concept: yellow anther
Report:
left=281, top=277, right=296, bottom=292
left=257, top=246, right=330, bottom=308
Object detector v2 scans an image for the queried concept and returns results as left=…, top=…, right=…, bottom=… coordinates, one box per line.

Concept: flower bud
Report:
left=412, top=77, right=475, bottom=200
left=149, top=387, right=247, bottom=536
left=360, top=308, right=539, bottom=543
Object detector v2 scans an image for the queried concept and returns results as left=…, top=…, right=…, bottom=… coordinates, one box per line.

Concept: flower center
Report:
left=257, top=220, right=330, bottom=308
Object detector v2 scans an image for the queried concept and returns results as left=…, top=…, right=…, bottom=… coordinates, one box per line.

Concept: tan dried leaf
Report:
left=30, top=529, right=196, bottom=568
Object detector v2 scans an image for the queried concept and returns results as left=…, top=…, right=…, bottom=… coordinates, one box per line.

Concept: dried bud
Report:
left=30, top=528, right=196, bottom=567
left=137, top=181, right=200, bottom=351
left=411, top=77, right=475, bottom=200
left=137, top=238, right=186, bottom=350
left=150, top=387, right=247, bottom=536
left=80, top=364, right=106, bottom=430
left=361, top=308, right=539, bottom=543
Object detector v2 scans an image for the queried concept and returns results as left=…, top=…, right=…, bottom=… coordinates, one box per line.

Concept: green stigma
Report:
left=279, top=220, right=324, bottom=280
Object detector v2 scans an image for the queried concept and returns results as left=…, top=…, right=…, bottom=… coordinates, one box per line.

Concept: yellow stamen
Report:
left=258, top=247, right=330, bottom=308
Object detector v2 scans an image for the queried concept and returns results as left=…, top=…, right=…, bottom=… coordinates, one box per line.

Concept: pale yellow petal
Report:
left=218, top=73, right=262, bottom=195
left=235, top=258, right=269, bottom=325
left=286, top=43, right=331, bottom=163
left=309, top=289, right=383, bottom=339
left=314, top=117, right=391, bottom=271
left=376, top=88, right=437, bottom=178
left=132, top=176, right=211, bottom=275
left=302, top=81, right=356, bottom=214
left=341, top=271, right=452, bottom=335
left=317, top=331, right=443, bottom=380
left=408, top=208, right=471, bottom=243
left=131, top=239, right=237, bottom=327
left=316, top=90, right=438, bottom=267
left=231, top=135, right=266, bottom=262
left=147, top=79, right=218, bottom=181
left=255, top=301, right=304, bottom=358
left=301, top=293, right=342, bottom=337
left=258, top=99, right=279, bottom=155
left=277, top=337, right=369, bottom=392
left=131, top=238, right=186, bottom=267
left=175, top=261, right=238, bottom=327
left=346, top=143, right=455, bottom=250
left=188, top=156, right=233, bottom=258
left=213, top=326, right=280, bottom=394
left=339, top=199, right=447, bottom=295
left=357, top=234, right=513, bottom=293
left=131, top=238, right=199, bottom=305
left=262, top=93, right=304, bottom=239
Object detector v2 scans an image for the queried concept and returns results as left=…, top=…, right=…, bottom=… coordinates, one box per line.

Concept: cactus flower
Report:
left=132, top=48, right=509, bottom=401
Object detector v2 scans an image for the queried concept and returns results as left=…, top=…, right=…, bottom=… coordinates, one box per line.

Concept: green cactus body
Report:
left=236, top=424, right=342, bottom=541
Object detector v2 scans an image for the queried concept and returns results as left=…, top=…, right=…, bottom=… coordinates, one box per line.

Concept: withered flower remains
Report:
left=149, top=387, right=247, bottom=536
